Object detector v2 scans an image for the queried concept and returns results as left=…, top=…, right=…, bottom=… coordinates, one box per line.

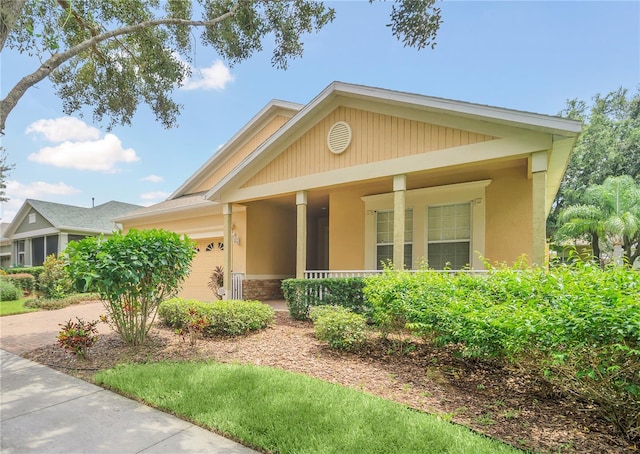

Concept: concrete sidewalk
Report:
left=0, top=349, right=258, bottom=453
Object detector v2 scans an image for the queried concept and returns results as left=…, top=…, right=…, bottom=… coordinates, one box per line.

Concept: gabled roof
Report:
left=5, top=199, right=142, bottom=237
left=204, top=81, right=582, bottom=203
left=114, top=193, right=219, bottom=223
left=170, top=99, right=302, bottom=199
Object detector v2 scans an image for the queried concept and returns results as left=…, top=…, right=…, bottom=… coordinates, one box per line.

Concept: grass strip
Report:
left=95, top=361, right=521, bottom=454
left=0, top=298, right=39, bottom=316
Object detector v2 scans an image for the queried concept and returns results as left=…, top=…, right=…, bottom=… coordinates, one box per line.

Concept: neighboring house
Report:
left=116, top=82, right=581, bottom=301
left=3, top=199, right=142, bottom=267
left=1, top=223, right=11, bottom=269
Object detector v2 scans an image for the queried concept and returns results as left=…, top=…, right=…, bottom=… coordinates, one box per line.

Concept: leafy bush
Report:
left=2, top=273, right=35, bottom=294
left=66, top=229, right=196, bottom=346
left=363, top=262, right=640, bottom=440
left=6, top=266, right=44, bottom=280
left=309, top=305, right=368, bottom=351
left=0, top=279, right=22, bottom=301
left=57, top=317, right=100, bottom=359
left=38, top=254, right=73, bottom=299
left=158, top=298, right=275, bottom=336
left=282, top=278, right=370, bottom=320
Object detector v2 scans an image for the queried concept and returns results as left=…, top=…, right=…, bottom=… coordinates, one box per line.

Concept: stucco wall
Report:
left=329, top=189, right=366, bottom=270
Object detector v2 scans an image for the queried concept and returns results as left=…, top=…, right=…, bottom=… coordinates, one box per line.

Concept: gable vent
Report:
left=327, top=121, right=352, bottom=154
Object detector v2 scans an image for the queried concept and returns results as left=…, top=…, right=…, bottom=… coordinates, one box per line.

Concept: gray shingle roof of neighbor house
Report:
left=24, top=199, right=142, bottom=233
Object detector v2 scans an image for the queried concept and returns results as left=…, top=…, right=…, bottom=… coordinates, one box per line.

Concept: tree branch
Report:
left=0, top=5, right=241, bottom=135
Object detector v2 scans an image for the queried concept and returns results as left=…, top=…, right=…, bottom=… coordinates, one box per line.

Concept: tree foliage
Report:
left=66, top=229, right=196, bottom=346
left=0, top=146, right=15, bottom=202
left=556, top=175, right=640, bottom=267
left=1, top=0, right=442, bottom=135
left=550, top=87, right=640, bottom=234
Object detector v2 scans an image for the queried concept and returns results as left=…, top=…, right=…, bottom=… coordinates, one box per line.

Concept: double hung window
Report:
left=427, top=202, right=471, bottom=270
left=376, top=209, right=413, bottom=269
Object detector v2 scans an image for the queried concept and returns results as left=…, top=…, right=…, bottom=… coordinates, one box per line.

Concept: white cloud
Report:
left=181, top=60, right=234, bottom=91
left=26, top=117, right=101, bottom=142
left=141, top=174, right=164, bottom=183
left=1, top=180, right=81, bottom=223
left=28, top=133, right=139, bottom=172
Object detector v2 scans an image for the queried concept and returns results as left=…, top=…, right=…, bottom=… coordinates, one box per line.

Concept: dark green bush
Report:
left=2, top=273, right=35, bottom=294
left=7, top=266, right=44, bottom=280
left=158, top=298, right=275, bottom=336
left=0, top=279, right=22, bottom=301
left=281, top=278, right=370, bottom=320
left=309, top=305, right=368, bottom=351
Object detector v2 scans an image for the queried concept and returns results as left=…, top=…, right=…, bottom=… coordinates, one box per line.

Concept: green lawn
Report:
left=0, top=298, right=39, bottom=316
left=95, top=361, right=521, bottom=454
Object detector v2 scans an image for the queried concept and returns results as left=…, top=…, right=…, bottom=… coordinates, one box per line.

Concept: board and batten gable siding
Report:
left=190, top=115, right=292, bottom=194
left=14, top=209, right=54, bottom=234
left=241, top=106, right=496, bottom=188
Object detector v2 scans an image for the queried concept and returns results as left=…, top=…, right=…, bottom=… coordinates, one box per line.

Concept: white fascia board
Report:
left=114, top=199, right=221, bottom=223
left=11, top=227, right=60, bottom=239
left=170, top=100, right=303, bottom=199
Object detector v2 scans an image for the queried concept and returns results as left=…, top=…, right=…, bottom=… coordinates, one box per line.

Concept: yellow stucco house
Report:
left=116, top=82, right=581, bottom=301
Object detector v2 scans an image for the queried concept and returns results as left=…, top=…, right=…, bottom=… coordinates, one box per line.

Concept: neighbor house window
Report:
left=376, top=209, right=413, bottom=269
left=28, top=213, right=36, bottom=224
left=427, top=202, right=471, bottom=270
left=17, top=240, right=25, bottom=266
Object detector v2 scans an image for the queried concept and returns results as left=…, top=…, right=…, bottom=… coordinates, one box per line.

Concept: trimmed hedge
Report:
left=158, top=298, right=275, bottom=336
left=281, top=278, right=370, bottom=320
left=2, top=273, right=35, bottom=294
left=0, top=279, right=22, bottom=301
left=7, top=266, right=44, bottom=280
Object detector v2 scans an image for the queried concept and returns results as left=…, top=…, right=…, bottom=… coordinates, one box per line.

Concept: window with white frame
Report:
left=427, top=202, right=471, bottom=270
left=376, top=209, right=413, bottom=269
left=17, top=240, right=25, bottom=266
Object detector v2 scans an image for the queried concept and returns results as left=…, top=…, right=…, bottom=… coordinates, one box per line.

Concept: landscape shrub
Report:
left=0, top=279, right=22, bottom=301
left=57, top=317, right=100, bottom=359
left=38, top=254, right=73, bottom=299
left=2, top=273, right=35, bottom=294
left=66, top=229, right=196, bottom=346
left=158, top=298, right=275, bottom=336
left=24, top=293, right=100, bottom=310
left=362, top=262, right=640, bottom=440
left=309, top=305, right=368, bottom=351
left=282, top=277, right=370, bottom=320
left=6, top=266, right=44, bottom=280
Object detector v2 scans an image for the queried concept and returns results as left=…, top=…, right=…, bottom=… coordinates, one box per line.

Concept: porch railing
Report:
left=231, top=272, right=244, bottom=300
left=304, top=269, right=490, bottom=279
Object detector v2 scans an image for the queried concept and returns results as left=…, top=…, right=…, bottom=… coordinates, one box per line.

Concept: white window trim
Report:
left=363, top=179, right=491, bottom=270
left=28, top=213, right=36, bottom=224
left=426, top=202, right=473, bottom=270
left=375, top=208, right=413, bottom=269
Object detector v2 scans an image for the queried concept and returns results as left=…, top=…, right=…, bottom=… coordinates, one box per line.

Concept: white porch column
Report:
left=223, top=203, right=233, bottom=299
left=393, top=175, right=406, bottom=270
left=531, top=151, right=548, bottom=267
left=296, top=191, right=308, bottom=279
left=59, top=233, right=69, bottom=255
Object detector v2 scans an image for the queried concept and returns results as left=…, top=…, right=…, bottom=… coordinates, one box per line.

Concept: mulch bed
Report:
left=23, top=312, right=636, bottom=453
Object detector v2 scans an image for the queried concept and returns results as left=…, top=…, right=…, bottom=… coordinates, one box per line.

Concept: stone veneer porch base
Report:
left=242, top=279, right=285, bottom=301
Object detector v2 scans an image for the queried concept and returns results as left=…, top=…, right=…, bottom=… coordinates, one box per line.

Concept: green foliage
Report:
left=207, top=265, right=224, bottom=299
left=310, top=305, right=368, bottom=351
left=23, top=293, right=100, bottom=310
left=57, top=317, right=100, bottom=359
left=0, top=279, right=22, bottom=301
left=66, top=229, right=196, bottom=346
left=38, top=254, right=73, bottom=299
left=550, top=87, right=640, bottom=236
left=281, top=277, right=370, bottom=320
left=2, top=273, right=35, bottom=293
left=6, top=266, right=44, bottom=280
left=363, top=263, right=640, bottom=439
left=158, top=298, right=274, bottom=337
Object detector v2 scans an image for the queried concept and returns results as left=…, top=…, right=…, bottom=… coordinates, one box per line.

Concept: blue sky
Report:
left=1, top=1, right=638, bottom=223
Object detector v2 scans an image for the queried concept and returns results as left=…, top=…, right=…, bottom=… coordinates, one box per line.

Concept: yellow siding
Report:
left=242, top=106, right=495, bottom=188
left=190, top=115, right=291, bottom=194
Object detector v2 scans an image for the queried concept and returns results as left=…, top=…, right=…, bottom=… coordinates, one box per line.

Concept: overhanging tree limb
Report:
left=0, top=7, right=240, bottom=135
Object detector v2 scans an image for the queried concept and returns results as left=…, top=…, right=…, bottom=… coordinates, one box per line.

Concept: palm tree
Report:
left=556, top=175, right=640, bottom=267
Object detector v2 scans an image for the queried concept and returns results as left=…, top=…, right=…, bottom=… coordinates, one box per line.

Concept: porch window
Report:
left=376, top=209, right=413, bottom=269
left=427, top=202, right=471, bottom=270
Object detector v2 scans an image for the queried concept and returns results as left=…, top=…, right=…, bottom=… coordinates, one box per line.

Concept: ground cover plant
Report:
left=23, top=293, right=101, bottom=310
left=95, top=361, right=519, bottom=454
left=363, top=261, right=640, bottom=440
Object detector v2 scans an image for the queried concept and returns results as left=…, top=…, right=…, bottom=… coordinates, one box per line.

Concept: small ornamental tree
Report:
left=66, top=229, right=196, bottom=346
